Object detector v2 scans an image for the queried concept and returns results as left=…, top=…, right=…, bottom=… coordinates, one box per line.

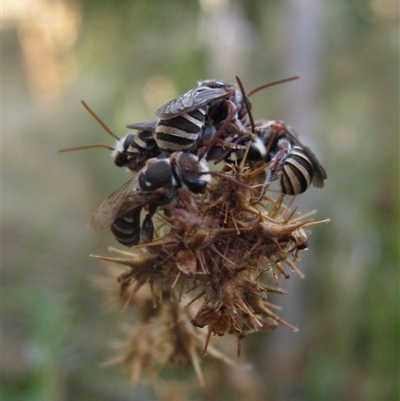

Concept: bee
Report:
left=193, top=76, right=299, bottom=139
left=121, top=121, right=160, bottom=171
left=59, top=101, right=160, bottom=172
left=195, top=79, right=250, bottom=134
left=154, top=80, right=238, bottom=154
left=213, top=75, right=302, bottom=137
left=192, top=76, right=301, bottom=163
left=89, top=152, right=210, bottom=246
left=251, top=120, right=327, bottom=201
left=117, top=77, right=299, bottom=164
left=151, top=78, right=250, bottom=159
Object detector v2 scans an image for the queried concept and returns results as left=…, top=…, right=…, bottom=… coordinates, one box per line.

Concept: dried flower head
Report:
left=92, top=160, right=328, bottom=385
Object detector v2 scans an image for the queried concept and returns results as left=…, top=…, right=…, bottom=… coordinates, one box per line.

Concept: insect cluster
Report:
left=62, top=76, right=328, bottom=384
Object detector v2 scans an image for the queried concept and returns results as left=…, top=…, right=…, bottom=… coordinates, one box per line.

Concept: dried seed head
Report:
left=93, top=163, right=328, bottom=384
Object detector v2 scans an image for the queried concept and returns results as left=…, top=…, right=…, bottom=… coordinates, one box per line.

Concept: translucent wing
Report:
left=88, top=177, right=159, bottom=230
left=276, top=123, right=300, bottom=144
left=155, top=86, right=231, bottom=120
left=283, top=128, right=327, bottom=188
left=126, top=121, right=157, bottom=131
left=302, top=146, right=327, bottom=188
left=260, top=121, right=327, bottom=188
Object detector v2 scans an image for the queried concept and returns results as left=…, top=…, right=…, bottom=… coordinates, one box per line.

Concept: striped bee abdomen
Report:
left=281, top=147, right=314, bottom=195
left=127, top=130, right=156, bottom=154
left=155, top=108, right=207, bottom=153
left=110, top=208, right=142, bottom=246
left=113, top=126, right=160, bottom=172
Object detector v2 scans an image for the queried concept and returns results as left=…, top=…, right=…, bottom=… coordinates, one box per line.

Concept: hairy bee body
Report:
left=59, top=103, right=160, bottom=173
left=280, top=146, right=315, bottom=195
left=90, top=152, right=210, bottom=246
left=110, top=208, right=142, bottom=247
left=246, top=121, right=327, bottom=201
left=155, top=107, right=208, bottom=153
left=118, top=122, right=160, bottom=172
left=153, top=79, right=252, bottom=157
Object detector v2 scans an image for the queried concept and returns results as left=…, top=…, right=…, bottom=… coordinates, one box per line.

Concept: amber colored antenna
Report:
left=247, top=76, right=299, bottom=97
left=59, top=100, right=119, bottom=153
left=80, top=100, right=120, bottom=140
left=59, top=143, right=114, bottom=153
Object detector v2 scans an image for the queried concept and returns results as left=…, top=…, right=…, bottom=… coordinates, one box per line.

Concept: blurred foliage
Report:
left=3, top=0, right=399, bottom=400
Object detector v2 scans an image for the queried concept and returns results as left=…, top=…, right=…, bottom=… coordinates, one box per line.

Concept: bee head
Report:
left=172, top=152, right=210, bottom=194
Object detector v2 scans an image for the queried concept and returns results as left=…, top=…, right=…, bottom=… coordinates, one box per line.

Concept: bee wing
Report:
left=274, top=124, right=327, bottom=188
left=155, top=86, right=231, bottom=120
left=88, top=177, right=158, bottom=230
left=126, top=121, right=157, bottom=131
left=278, top=124, right=300, bottom=144
left=302, top=146, right=328, bottom=188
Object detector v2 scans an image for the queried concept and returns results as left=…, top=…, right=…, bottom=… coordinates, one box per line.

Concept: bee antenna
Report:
left=81, top=100, right=121, bottom=141
left=247, top=76, right=299, bottom=97
left=235, top=75, right=255, bottom=134
left=59, top=144, right=115, bottom=153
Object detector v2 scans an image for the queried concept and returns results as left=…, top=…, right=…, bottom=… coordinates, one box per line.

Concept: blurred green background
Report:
left=3, top=0, right=399, bottom=400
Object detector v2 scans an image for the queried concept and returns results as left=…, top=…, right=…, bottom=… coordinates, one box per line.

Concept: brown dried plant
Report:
left=91, top=159, right=328, bottom=386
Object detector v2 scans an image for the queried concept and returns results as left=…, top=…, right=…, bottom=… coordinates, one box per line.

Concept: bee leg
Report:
left=231, top=122, right=255, bottom=140
left=197, top=106, right=239, bottom=160
left=141, top=203, right=157, bottom=243
left=252, top=152, right=285, bottom=203
left=224, top=98, right=255, bottom=140
left=252, top=170, right=275, bottom=204
left=211, top=134, right=252, bottom=164
left=252, top=138, right=292, bottom=203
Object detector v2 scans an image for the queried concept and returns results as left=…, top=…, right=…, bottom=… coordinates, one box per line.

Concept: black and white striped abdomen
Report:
left=280, top=147, right=314, bottom=195
left=112, top=129, right=159, bottom=172
left=155, top=107, right=207, bottom=153
left=110, top=208, right=142, bottom=246
left=127, top=130, right=156, bottom=154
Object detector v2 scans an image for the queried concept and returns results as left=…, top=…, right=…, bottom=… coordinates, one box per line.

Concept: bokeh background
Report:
left=3, top=0, right=399, bottom=400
